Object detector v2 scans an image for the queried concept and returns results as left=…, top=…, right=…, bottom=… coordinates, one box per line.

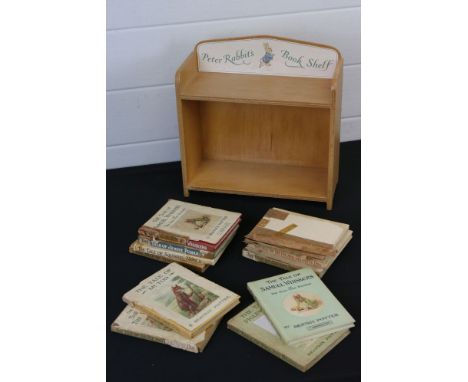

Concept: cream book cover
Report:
left=139, top=199, right=241, bottom=250
left=111, top=305, right=219, bottom=353
left=123, top=263, right=240, bottom=338
left=228, top=302, right=350, bottom=372
left=246, top=208, right=350, bottom=254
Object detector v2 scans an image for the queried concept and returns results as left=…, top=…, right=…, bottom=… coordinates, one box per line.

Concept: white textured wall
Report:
left=106, top=1, right=361, bottom=169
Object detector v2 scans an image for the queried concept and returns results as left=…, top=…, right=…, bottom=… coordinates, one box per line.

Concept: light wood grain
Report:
left=175, top=36, right=343, bottom=209
left=200, top=102, right=329, bottom=168
left=188, top=160, right=328, bottom=202
left=181, top=71, right=333, bottom=107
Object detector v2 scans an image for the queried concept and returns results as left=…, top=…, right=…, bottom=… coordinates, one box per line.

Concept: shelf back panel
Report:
left=199, top=101, right=329, bottom=168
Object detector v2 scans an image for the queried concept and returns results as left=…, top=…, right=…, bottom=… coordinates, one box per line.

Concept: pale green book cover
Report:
left=247, top=268, right=355, bottom=345
left=227, top=302, right=350, bottom=372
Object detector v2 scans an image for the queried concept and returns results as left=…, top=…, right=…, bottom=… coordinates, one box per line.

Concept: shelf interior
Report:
left=180, top=100, right=330, bottom=202
left=188, top=160, right=328, bottom=201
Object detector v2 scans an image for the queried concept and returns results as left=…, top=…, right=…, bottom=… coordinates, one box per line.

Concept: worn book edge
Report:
left=133, top=226, right=237, bottom=266
left=129, top=243, right=209, bottom=272
left=111, top=306, right=220, bottom=353
left=227, top=302, right=351, bottom=372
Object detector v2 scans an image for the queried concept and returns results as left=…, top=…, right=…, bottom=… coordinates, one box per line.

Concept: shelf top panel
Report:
left=179, top=72, right=334, bottom=107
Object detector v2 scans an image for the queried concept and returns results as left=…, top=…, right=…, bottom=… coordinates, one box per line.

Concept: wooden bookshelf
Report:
left=175, top=36, right=343, bottom=209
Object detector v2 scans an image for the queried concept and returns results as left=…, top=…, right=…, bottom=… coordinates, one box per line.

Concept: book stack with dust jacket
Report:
left=243, top=208, right=352, bottom=277
left=130, top=199, right=241, bottom=272
left=112, top=262, right=240, bottom=353
left=228, top=268, right=355, bottom=372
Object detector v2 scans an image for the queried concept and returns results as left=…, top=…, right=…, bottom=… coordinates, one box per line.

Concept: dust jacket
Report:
left=123, top=263, right=240, bottom=338
left=247, top=268, right=354, bottom=345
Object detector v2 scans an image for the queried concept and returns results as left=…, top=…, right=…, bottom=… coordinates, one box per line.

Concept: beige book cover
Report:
left=228, top=302, right=350, bottom=372
left=246, top=208, right=350, bottom=255
left=111, top=305, right=220, bottom=353
left=139, top=199, right=241, bottom=251
left=129, top=241, right=209, bottom=273
left=123, top=263, right=240, bottom=338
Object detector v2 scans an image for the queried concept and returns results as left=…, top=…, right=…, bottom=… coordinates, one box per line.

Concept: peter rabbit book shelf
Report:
left=175, top=36, right=343, bottom=210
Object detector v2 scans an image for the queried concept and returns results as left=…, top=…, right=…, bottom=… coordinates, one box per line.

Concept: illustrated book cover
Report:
left=123, top=262, right=240, bottom=338
left=138, top=199, right=241, bottom=252
left=227, top=302, right=350, bottom=372
left=246, top=208, right=350, bottom=256
left=247, top=268, right=355, bottom=345
left=111, top=305, right=219, bottom=353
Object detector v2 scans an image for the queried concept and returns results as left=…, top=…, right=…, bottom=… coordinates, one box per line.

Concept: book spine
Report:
left=138, top=226, right=188, bottom=246
left=130, top=249, right=207, bottom=273
left=242, top=250, right=297, bottom=272
left=110, top=326, right=199, bottom=353
left=186, top=220, right=240, bottom=252
left=139, top=220, right=239, bottom=252
left=247, top=244, right=329, bottom=269
left=131, top=241, right=216, bottom=265
left=138, top=237, right=209, bottom=257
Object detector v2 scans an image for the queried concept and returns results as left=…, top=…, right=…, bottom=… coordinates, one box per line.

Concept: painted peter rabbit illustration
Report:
left=259, top=42, right=274, bottom=68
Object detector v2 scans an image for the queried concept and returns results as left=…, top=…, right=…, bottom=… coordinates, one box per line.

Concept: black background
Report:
left=107, top=141, right=360, bottom=382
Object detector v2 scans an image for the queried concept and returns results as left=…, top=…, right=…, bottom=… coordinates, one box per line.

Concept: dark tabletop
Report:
left=107, top=141, right=360, bottom=382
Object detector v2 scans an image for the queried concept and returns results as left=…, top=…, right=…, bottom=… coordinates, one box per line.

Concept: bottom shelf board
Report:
left=187, top=160, right=328, bottom=201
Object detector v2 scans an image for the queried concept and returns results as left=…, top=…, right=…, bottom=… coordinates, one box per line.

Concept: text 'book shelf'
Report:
left=175, top=36, right=343, bottom=210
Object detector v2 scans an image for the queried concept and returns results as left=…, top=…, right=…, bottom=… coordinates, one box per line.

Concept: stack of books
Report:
left=130, top=199, right=241, bottom=272
left=112, top=262, right=240, bottom=353
left=242, top=208, right=352, bottom=277
left=228, top=268, right=355, bottom=372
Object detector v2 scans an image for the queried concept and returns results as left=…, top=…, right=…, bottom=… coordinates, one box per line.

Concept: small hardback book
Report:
left=243, top=230, right=352, bottom=277
left=138, top=199, right=241, bottom=252
left=228, top=302, right=350, bottom=372
left=123, top=262, right=240, bottom=338
left=246, top=208, right=350, bottom=256
left=247, top=268, right=355, bottom=346
left=129, top=241, right=209, bottom=272
left=137, top=225, right=239, bottom=265
left=111, top=305, right=219, bottom=353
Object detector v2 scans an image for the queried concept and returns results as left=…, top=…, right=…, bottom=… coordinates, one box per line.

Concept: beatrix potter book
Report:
left=247, top=268, right=354, bottom=345
left=123, top=263, right=240, bottom=338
